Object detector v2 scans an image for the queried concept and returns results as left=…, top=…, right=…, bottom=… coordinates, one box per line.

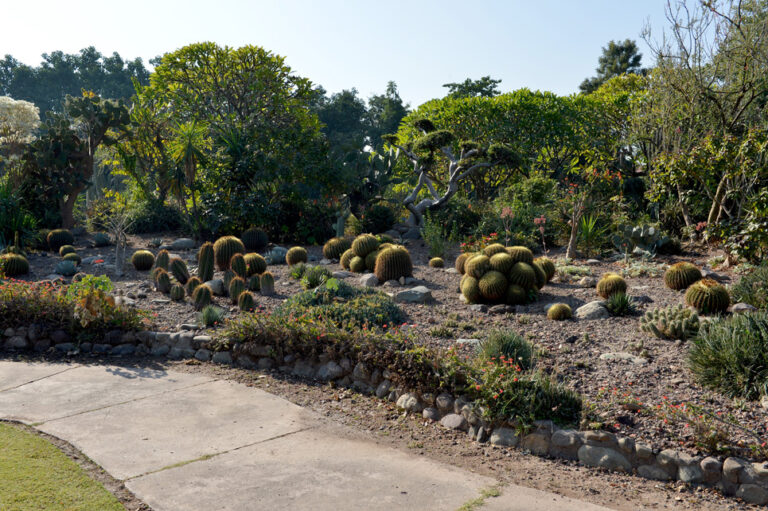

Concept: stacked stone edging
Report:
left=3, top=326, right=767, bottom=505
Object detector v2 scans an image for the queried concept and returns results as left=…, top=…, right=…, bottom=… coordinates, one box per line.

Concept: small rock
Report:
left=395, top=286, right=433, bottom=304
left=578, top=276, right=597, bottom=288
left=359, top=273, right=378, bottom=287
left=93, top=344, right=111, bottom=354
left=638, top=465, right=672, bottom=481
left=445, top=267, right=459, bottom=274
left=194, top=348, right=211, bottom=362
left=396, top=392, right=423, bottom=413
left=212, top=351, right=232, bottom=364
left=575, top=301, right=610, bottom=320
left=455, top=338, right=480, bottom=348
left=585, top=259, right=601, bottom=265
left=204, top=279, right=226, bottom=296
left=2, top=328, right=14, bottom=337
left=435, top=393, right=454, bottom=412
left=633, top=295, right=653, bottom=304
left=180, top=324, right=198, bottom=331
left=578, top=445, right=632, bottom=472
left=318, top=258, right=332, bottom=265
left=488, top=304, right=514, bottom=314
left=490, top=427, right=518, bottom=447
left=50, top=330, right=71, bottom=344
left=375, top=380, right=391, bottom=398
left=332, top=271, right=353, bottom=279
left=4, top=336, right=28, bottom=349
left=440, top=413, right=468, bottom=431
left=422, top=407, right=440, bottom=421
left=732, top=302, right=757, bottom=314
left=599, top=352, right=648, bottom=365
left=469, top=304, right=488, bottom=313
left=151, top=298, right=171, bottom=304
left=192, top=335, right=212, bottom=348
left=170, top=238, right=196, bottom=250
left=54, top=342, right=76, bottom=353
left=382, top=280, right=400, bottom=287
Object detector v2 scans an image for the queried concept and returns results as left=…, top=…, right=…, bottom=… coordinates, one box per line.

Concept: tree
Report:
left=21, top=92, right=129, bottom=228
left=580, top=40, right=645, bottom=93
left=0, top=48, right=149, bottom=116
left=443, top=76, right=502, bottom=98
left=315, top=88, right=369, bottom=153
left=0, top=96, right=39, bottom=157
left=367, top=81, right=409, bottom=149
left=383, top=118, right=519, bottom=228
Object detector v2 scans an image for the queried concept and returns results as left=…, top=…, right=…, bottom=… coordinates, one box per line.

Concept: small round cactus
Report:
left=47, top=229, right=74, bottom=252
left=170, top=284, right=185, bottom=302
left=248, top=275, right=261, bottom=291
left=170, top=258, right=190, bottom=284
left=192, top=284, right=213, bottom=310
left=285, top=246, right=308, bottom=266
left=664, top=262, right=702, bottom=291
left=455, top=253, right=471, bottom=274
left=349, top=256, right=367, bottom=273
left=340, top=249, right=355, bottom=270
left=238, top=291, right=255, bottom=311
left=428, top=257, right=444, bottom=268
left=229, top=277, right=246, bottom=304
left=155, top=249, right=170, bottom=270
left=505, top=284, right=527, bottom=305
left=186, top=276, right=202, bottom=296
left=506, top=246, right=534, bottom=265
left=596, top=273, right=627, bottom=299
left=0, top=254, right=29, bottom=277
left=478, top=271, right=508, bottom=301
left=230, top=253, right=248, bottom=278
left=244, top=253, right=267, bottom=276
left=241, top=227, right=268, bottom=251
left=374, top=246, right=413, bottom=282
left=460, top=275, right=481, bottom=304
left=547, top=303, right=572, bottom=320
left=464, top=254, right=490, bottom=279
left=213, top=236, right=245, bottom=271
left=534, top=257, right=556, bottom=282
left=508, top=262, right=536, bottom=290
left=532, top=262, right=547, bottom=290
left=131, top=250, right=155, bottom=271
left=63, top=252, right=81, bottom=265
left=483, top=243, right=507, bottom=257
left=685, top=278, right=730, bottom=315
left=260, top=271, right=275, bottom=296
left=365, top=250, right=380, bottom=272
left=155, top=269, right=172, bottom=293
left=489, top=252, right=514, bottom=274
left=58, top=245, right=76, bottom=257
left=323, top=237, right=352, bottom=260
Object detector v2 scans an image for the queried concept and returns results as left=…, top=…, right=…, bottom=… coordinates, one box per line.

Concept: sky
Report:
left=2, top=0, right=673, bottom=106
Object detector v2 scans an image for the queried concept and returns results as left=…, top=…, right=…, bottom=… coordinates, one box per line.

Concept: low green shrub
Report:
left=197, top=305, right=226, bottom=327
left=275, top=279, right=404, bottom=330
left=477, top=330, right=535, bottom=370
left=730, top=264, right=768, bottom=310
left=126, top=201, right=184, bottom=234
left=688, top=312, right=768, bottom=400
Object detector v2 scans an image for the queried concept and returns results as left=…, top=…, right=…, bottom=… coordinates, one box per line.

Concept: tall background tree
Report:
left=580, top=39, right=645, bottom=93
left=443, top=76, right=502, bottom=98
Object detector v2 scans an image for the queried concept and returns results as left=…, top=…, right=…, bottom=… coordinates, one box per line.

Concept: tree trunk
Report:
left=676, top=183, right=693, bottom=230
left=707, top=174, right=729, bottom=227
left=60, top=185, right=85, bottom=229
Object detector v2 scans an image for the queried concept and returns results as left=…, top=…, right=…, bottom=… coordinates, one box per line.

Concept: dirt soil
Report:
left=17, top=232, right=768, bottom=463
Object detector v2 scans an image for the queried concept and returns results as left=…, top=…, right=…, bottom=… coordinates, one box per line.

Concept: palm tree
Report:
left=168, top=121, right=208, bottom=236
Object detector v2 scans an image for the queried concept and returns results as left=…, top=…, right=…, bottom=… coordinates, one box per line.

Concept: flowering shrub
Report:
left=0, top=278, right=149, bottom=337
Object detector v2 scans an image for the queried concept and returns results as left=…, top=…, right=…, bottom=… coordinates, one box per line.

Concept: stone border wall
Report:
left=3, top=325, right=768, bottom=506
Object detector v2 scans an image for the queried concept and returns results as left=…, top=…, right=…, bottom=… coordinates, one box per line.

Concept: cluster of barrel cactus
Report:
left=640, top=305, right=700, bottom=341
left=457, top=245, right=553, bottom=305
left=340, top=233, right=413, bottom=282
left=322, top=237, right=352, bottom=260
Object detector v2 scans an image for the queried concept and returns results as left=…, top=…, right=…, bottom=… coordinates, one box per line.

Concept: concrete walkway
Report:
left=0, top=361, right=613, bottom=511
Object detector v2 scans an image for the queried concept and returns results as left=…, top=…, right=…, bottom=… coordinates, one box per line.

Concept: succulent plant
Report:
left=351, top=234, right=379, bottom=257
left=131, top=250, right=155, bottom=271
left=265, top=246, right=288, bottom=265
left=63, top=252, right=81, bottom=265
left=155, top=269, right=172, bottom=293
left=214, top=236, right=245, bottom=271
left=374, top=246, right=413, bottom=282
left=155, top=249, right=170, bottom=270
left=93, top=232, right=110, bottom=247
left=0, top=254, right=29, bottom=276
left=323, top=237, right=352, bottom=260
left=455, top=253, right=471, bottom=274
left=506, top=246, right=534, bottom=265
left=244, top=253, right=267, bottom=276
left=685, top=278, right=730, bottom=315
left=547, top=303, right=572, bottom=320
left=349, top=256, right=367, bottom=273
left=508, top=262, right=536, bottom=290
left=489, top=252, right=514, bottom=274
left=640, top=304, right=700, bottom=341
left=150, top=267, right=164, bottom=283
left=596, top=273, right=627, bottom=298
left=47, top=229, right=74, bottom=252
left=460, top=275, right=481, bottom=304
left=612, top=224, right=669, bottom=256
left=241, top=227, right=268, bottom=251
left=192, top=284, right=213, bottom=310
left=185, top=276, right=202, bottom=296
left=483, top=243, right=507, bottom=257
left=532, top=262, right=547, bottom=290
left=478, top=271, right=508, bottom=301
left=286, top=246, right=308, bottom=266
left=170, top=258, right=190, bottom=284
left=465, top=254, right=490, bottom=279
left=340, top=249, right=355, bottom=270
left=248, top=274, right=261, bottom=291
left=55, top=260, right=77, bottom=277
left=429, top=257, right=444, bottom=268
left=170, top=284, right=185, bottom=302
left=223, top=269, right=236, bottom=289
left=365, top=250, right=380, bottom=272
left=535, top=257, right=556, bottom=282
left=59, top=245, right=76, bottom=257
left=238, top=291, right=255, bottom=311
left=197, top=242, right=215, bottom=282
left=664, top=262, right=702, bottom=291
left=300, top=266, right=332, bottom=290
left=229, top=277, right=246, bottom=304
left=260, top=271, right=275, bottom=296
left=505, top=284, right=527, bottom=305
left=230, top=253, right=247, bottom=278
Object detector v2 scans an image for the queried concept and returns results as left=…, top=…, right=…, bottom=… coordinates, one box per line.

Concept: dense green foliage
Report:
left=730, top=264, right=768, bottom=310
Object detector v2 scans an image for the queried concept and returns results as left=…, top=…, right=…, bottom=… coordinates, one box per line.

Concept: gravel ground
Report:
left=17, top=231, right=768, bottom=461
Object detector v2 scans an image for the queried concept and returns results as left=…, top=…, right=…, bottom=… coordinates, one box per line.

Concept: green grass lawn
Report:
left=0, top=422, right=123, bottom=511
